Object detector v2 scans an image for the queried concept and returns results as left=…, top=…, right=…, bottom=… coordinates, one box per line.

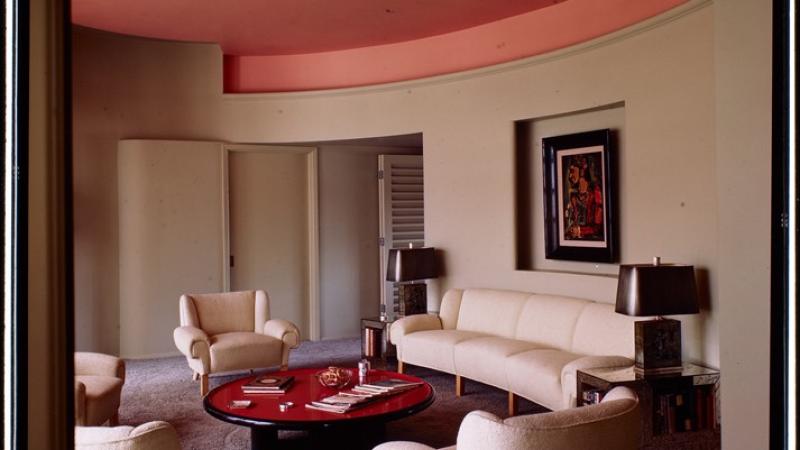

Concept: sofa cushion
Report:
left=403, top=330, right=487, bottom=373
left=456, top=289, right=530, bottom=338
left=454, top=337, right=542, bottom=389
left=571, top=303, right=637, bottom=358
left=514, top=295, right=590, bottom=350
left=209, top=331, right=283, bottom=372
left=506, top=349, right=583, bottom=411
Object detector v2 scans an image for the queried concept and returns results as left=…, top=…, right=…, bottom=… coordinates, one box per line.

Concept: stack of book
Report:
left=305, top=378, right=422, bottom=414
left=241, top=375, right=294, bottom=394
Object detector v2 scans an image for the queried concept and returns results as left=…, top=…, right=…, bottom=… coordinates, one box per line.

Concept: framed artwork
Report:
left=542, top=129, right=617, bottom=262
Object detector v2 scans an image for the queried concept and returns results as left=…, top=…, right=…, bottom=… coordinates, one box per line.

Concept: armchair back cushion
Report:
left=456, top=289, right=529, bottom=338
left=182, top=290, right=264, bottom=335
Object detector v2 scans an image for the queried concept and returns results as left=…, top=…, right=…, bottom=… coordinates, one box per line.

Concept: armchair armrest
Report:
left=373, top=442, right=438, bottom=450
left=389, top=314, right=442, bottom=345
left=560, top=355, right=634, bottom=408
left=74, top=352, right=125, bottom=381
left=76, top=421, right=181, bottom=450
left=173, top=326, right=210, bottom=359
left=264, top=319, right=301, bottom=349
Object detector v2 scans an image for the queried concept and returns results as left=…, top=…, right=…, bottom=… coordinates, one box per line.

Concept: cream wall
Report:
left=72, top=1, right=772, bottom=447
left=317, top=145, right=421, bottom=340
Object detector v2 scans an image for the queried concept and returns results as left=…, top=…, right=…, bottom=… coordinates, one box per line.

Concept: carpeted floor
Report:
left=121, top=338, right=547, bottom=449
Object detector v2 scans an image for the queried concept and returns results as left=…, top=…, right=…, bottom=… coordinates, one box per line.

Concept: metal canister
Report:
left=358, top=359, right=370, bottom=380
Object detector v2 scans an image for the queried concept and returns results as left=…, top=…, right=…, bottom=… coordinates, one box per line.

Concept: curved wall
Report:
left=72, top=2, right=771, bottom=448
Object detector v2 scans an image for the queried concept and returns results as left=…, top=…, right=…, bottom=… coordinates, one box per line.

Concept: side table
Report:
left=577, top=363, right=720, bottom=450
left=361, top=317, right=396, bottom=367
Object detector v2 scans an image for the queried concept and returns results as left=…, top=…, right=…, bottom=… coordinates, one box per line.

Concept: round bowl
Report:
left=315, top=366, right=353, bottom=389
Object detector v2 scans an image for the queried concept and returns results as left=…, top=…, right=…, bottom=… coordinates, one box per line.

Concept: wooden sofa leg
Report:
left=508, top=392, right=518, bottom=417
left=397, top=360, right=404, bottom=374
left=455, top=375, right=465, bottom=397
left=280, top=364, right=289, bottom=371
left=200, top=374, right=209, bottom=396
left=109, top=413, right=119, bottom=426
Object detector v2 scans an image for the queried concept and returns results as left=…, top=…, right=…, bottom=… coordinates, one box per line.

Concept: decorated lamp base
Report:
left=397, top=283, right=427, bottom=316
left=634, top=318, right=684, bottom=376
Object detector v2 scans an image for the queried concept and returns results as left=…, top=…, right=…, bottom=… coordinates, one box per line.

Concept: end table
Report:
left=361, top=317, right=396, bottom=367
left=577, top=363, right=720, bottom=450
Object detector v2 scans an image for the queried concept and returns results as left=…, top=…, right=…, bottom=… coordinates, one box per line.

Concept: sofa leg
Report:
left=109, top=413, right=119, bottom=426
left=280, top=364, right=289, bottom=371
left=397, top=360, right=404, bottom=374
left=192, top=372, right=199, bottom=381
left=455, top=375, right=465, bottom=397
left=508, top=392, right=518, bottom=417
left=200, top=374, right=209, bottom=396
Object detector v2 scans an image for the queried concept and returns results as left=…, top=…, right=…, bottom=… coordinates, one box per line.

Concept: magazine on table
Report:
left=304, top=378, right=423, bottom=414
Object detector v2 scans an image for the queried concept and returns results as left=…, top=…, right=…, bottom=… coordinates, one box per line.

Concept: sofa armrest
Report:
left=560, top=355, right=634, bottom=409
left=173, top=326, right=210, bottom=362
left=389, top=314, right=442, bottom=345
left=264, top=319, right=301, bottom=349
left=75, top=352, right=126, bottom=381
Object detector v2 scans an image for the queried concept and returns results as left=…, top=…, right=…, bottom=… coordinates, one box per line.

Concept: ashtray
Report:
left=228, top=400, right=252, bottom=409
left=315, top=366, right=352, bottom=389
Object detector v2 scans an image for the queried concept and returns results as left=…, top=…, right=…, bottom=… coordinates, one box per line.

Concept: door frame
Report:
left=221, top=144, right=321, bottom=341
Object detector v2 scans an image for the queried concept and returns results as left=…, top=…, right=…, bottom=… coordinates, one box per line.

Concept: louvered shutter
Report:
left=378, top=155, right=424, bottom=320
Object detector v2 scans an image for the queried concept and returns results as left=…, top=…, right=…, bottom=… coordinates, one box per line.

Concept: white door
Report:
left=226, top=145, right=317, bottom=339
left=378, top=155, right=424, bottom=320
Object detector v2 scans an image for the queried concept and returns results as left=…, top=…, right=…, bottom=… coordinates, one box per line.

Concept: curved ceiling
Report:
left=71, top=0, right=689, bottom=93
left=72, top=0, right=565, bottom=56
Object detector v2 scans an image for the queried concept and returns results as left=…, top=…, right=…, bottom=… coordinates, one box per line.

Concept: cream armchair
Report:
left=374, top=387, right=640, bottom=450
left=173, top=290, right=301, bottom=395
left=75, top=352, right=125, bottom=426
left=75, top=421, right=181, bottom=450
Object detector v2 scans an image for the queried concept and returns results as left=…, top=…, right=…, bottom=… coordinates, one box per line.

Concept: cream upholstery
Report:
left=373, top=387, right=640, bottom=450
left=74, top=352, right=125, bottom=426
left=390, top=288, right=639, bottom=411
left=173, top=290, right=300, bottom=395
left=75, top=421, right=181, bottom=450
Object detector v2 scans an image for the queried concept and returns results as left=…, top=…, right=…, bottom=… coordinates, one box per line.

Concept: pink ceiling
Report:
left=71, top=0, right=689, bottom=93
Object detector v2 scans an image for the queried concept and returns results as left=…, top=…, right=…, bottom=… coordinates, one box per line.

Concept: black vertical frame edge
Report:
left=769, top=0, right=789, bottom=448
left=13, top=0, right=30, bottom=448
left=64, top=0, right=76, bottom=444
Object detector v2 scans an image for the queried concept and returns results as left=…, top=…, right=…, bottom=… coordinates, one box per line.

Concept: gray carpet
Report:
left=121, top=339, right=547, bottom=449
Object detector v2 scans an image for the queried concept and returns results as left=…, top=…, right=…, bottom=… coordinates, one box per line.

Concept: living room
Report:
left=11, top=0, right=781, bottom=449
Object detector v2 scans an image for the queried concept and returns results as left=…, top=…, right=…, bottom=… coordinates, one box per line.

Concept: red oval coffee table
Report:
left=204, top=367, right=435, bottom=449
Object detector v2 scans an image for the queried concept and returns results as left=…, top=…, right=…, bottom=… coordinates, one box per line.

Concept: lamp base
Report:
left=634, top=318, right=683, bottom=376
left=397, top=283, right=427, bottom=316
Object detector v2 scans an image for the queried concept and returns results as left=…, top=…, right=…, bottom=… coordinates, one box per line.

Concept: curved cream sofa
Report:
left=390, top=288, right=638, bottom=413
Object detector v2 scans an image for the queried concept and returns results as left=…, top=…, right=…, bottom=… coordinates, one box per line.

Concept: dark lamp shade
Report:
left=615, top=263, right=699, bottom=316
left=386, top=247, right=437, bottom=282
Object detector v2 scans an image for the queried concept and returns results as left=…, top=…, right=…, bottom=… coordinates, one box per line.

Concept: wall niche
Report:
left=515, top=102, right=625, bottom=275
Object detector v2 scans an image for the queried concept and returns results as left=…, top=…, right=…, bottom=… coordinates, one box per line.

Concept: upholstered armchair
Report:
left=75, top=421, right=181, bottom=450
left=173, top=290, right=301, bottom=395
left=75, top=352, right=125, bottom=426
left=373, top=387, right=640, bottom=450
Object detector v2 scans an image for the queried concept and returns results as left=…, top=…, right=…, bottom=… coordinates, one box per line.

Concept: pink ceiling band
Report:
left=223, top=0, right=688, bottom=93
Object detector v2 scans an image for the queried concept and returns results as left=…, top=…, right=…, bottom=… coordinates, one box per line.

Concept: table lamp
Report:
left=386, top=245, right=437, bottom=317
left=615, top=257, right=699, bottom=375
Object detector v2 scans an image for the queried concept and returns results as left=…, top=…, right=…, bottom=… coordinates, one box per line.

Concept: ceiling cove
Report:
left=71, top=0, right=690, bottom=93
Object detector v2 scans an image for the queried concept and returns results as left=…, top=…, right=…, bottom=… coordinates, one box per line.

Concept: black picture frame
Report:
left=542, top=129, right=617, bottom=262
